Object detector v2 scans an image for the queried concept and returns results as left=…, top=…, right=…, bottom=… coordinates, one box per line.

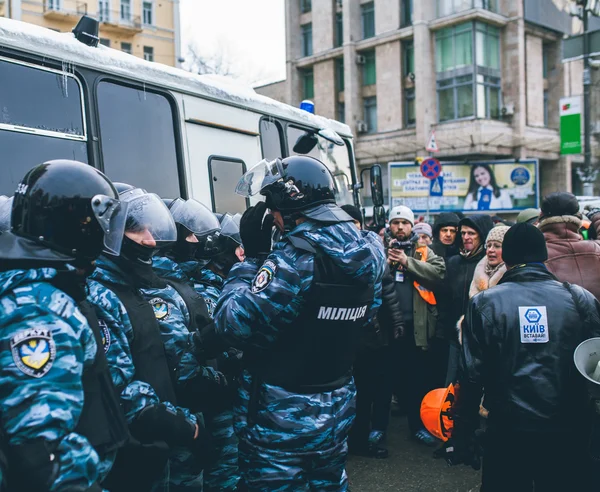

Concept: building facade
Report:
left=257, top=0, right=600, bottom=209
left=1, top=0, right=181, bottom=66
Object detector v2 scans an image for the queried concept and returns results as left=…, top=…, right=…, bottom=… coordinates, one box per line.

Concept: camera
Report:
left=391, top=242, right=407, bottom=250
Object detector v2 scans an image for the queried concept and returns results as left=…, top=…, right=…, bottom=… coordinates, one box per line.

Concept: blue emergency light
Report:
left=300, top=100, right=315, bottom=114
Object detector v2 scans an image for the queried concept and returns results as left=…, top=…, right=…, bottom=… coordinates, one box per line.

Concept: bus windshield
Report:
left=287, top=126, right=354, bottom=207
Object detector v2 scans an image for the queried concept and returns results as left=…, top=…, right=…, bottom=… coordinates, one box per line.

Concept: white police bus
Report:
left=0, top=16, right=384, bottom=215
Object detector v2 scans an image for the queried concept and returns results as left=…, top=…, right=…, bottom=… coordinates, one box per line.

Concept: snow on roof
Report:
left=0, top=17, right=353, bottom=137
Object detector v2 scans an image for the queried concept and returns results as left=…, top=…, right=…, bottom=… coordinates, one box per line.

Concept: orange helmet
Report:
left=420, top=383, right=456, bottom=442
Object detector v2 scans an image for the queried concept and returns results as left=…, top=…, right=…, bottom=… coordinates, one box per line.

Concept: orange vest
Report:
left=413, top=246, right=437, bottom=305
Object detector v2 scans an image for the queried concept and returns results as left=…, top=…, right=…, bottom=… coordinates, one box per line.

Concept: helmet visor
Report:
left=219, top=213, right=242, bottom=245
left=123, top=192, right=177, bottom=245
left=235, top=158, right=284, bottom=197
left=170, top=198, right=221, bottom=236
left=0, top=196, right=13, bottom=233
left=91, top=194, right=128, bottom=256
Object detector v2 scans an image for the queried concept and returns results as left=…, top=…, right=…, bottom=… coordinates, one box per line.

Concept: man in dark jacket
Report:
left=342, top=205, right=405, bottom=459
left=431, top=212, right=460, bottom=259
left=448, top=223, right=600, bottom=491
left=441, top=214, right=493, bottom=384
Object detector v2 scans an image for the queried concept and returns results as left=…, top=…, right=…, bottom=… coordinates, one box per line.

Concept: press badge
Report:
left=395, top=271, right=405, bottom=283
left=518, top=306, right=549, bottom=343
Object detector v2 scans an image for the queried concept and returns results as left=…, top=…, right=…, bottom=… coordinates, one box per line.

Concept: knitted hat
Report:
left=413, top=222, right=433, bottom=239
left=340, top=204, right=363, bottom=227
left=516, top=208, right=540, bottom=224
left=486, top=225, right=509, bottom=245
left=541, top=192, right=579, bottom=217
left=389, top=205, right=415, bottom=226
left=502, top=223, right=548, bottom=266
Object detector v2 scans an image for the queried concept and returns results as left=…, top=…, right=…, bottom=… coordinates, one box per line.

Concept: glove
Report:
left=586, top=208, right=600, bottom=221
left=190, top=412, right=218, bottom=469
left=434, top=431, right=482, bottom=471
left=217, top=348, right=244, bottom=376
left=129, top=404, right=196, bottom=446
left=240, top=202, right=275, bottom=258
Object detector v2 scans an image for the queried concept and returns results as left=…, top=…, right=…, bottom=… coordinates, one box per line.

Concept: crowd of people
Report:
left=0, top=155, right=599, bottom=492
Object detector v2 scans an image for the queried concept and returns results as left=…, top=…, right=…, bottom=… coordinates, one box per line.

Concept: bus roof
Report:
left=0, top=17, right=353, bottom=138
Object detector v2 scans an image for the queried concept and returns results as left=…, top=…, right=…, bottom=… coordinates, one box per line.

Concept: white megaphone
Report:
left=574, top=337, right=600, bottom=401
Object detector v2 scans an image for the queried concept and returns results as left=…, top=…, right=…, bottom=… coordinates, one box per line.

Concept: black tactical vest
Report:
left=74, top=300, right=129, bottom=456
left=163, top=277, right=212, bottom=334
left=246, top=236, right=375, bottom=393
left=95, top=280, right=178, bottom=404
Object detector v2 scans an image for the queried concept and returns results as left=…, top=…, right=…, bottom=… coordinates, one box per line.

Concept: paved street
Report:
left=347, top=415, right=481, bottom=492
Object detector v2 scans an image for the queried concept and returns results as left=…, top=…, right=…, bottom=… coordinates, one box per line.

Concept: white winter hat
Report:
left=389, top=205, right=415, bottom=226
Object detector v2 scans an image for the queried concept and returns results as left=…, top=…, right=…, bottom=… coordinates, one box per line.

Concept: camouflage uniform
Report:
left=179, top=261, right=240, bottom=492
left=90, top=256, right=202, bottom=492
left=0, top=268, right=101, bottom=491
left=214, top=221, right=385, bottom=491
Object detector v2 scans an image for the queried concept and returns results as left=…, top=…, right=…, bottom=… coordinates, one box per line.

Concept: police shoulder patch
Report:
left=10, top=328, right=56, bottom=378
left=149, top=297, right=171, bottom=321
left=98, top=319, right=111, bottom=353
left=251, top=260, right=278, bottom=294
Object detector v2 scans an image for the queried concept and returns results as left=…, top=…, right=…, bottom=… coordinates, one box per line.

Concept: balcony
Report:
left=43, top=0, right=88, bottom=21
left=99, top=9, right=143, bottom=34
left=437, top=0, right=498, bottom=18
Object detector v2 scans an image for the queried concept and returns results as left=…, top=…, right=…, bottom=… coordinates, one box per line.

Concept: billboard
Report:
left=388, top=160, right=539, bottom=214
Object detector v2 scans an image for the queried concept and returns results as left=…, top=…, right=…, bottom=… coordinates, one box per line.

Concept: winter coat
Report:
left=458, top=264, right=600, bottom=432
left=540, top=213, right=600, bottom=301
left=438, top=215, right=494, bottom=341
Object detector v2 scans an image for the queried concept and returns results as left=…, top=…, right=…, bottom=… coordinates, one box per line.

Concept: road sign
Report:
left=430, top=176, right=444, bottom=197
left=426, top=131, right=439, bottom=153
left=563, top=29, right=600, bottom=62
left=420, top=158, right=442, bottom=180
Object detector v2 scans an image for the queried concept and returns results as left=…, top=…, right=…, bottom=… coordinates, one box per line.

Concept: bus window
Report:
left=208, top=156, right=248, bottom=214
left=0, top=57, right=87, bottom=194
left=97, top=81, right=180, bottom=198
left=259, top=118, right=284, bottom=160
left=286, top=126, right=354, bottom=206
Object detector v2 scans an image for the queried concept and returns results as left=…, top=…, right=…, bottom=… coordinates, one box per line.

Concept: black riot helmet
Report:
left=164, top=198, right=222, bottom=262
left=236, top=156, right=336, bottom=213
left=10, top=160, right=126, bottom=264
left=208, top=213, right=243, bottom=274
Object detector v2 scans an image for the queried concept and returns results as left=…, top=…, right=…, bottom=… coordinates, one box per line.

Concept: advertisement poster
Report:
left=560, top=96, right=582, bottom=155
left=388, top=160, right=539, bottom=213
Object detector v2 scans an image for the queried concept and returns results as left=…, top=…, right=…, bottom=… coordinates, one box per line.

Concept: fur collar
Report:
left=538, top=214, right=582, bottom=230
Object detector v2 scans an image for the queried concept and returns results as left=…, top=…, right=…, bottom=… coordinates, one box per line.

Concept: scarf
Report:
left=468, top=256, right=507, bottom=298
left=460, top=242, right=484, bottom=260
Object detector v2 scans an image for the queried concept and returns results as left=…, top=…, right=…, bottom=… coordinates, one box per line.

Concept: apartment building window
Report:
left=100, top=38, right=111, bottom=47
left=436, top=22, right=501, bottom=121
left=361, top=2, right=375, bottom=39
left=143, top=1, right=153, bottom=25
left=47, top=0, right=62, bottom=10
left=437, top=0, right=497, bottom=18
left=543, top=43, right=551, bottom=127
left=403, top=41, right=415, bottom=127
left=335, top=58, right=345, bottom=92
left=362, top=50, right=376, bottom=86
left=120, top=0, right=131, bottom=20
left=301, top=0, right=312, bottom=13
left=143, top=46, right=154, bottom=62
left=301, top=23, right=313, bottom=57
left=302, top=69, right=314, bottom=99
left=337, top=101, right=346, bottom=123
left=98, top=0, right=110, bottom=21
left=401, top=0, right=413, bottom=27
left=335, top=12, right=344, bottom=47
left=543, top=90, right=549, bottom=127
left=363, top=96, right=377, bottom=133
left=121, top=42, right=132, bottom=54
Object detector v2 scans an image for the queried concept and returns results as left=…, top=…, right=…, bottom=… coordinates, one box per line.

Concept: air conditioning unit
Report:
left=501, top=103, right=515, bottom=116
left=356, top=54, right=366, bottom=65
left=357, top=121, right=369, bottom=133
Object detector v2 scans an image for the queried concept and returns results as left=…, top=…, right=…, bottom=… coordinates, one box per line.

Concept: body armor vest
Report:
left=164, top=277, right=212, bottom=334
left=246, top=237, right=375, bottom=393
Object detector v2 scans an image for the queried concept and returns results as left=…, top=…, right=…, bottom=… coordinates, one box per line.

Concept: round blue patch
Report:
left=511, top=167, right=530, bottom=186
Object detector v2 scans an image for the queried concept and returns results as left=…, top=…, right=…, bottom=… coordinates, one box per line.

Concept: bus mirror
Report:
left=317, top=128, right=344, bottom=146
left=370, top=165, right=384, bottom=207
left=292, top=132, right=318, bottom=154
left=373, top=206, right=386, bottom=229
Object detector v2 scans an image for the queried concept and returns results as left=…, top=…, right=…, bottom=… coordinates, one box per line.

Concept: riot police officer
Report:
left=156, top=199, right=241, bottom=492
left=89, top=185, right=208, bottom=491
left=214, top=156, right=386, bottom=491
left=0, top=160, right=129, bottom=491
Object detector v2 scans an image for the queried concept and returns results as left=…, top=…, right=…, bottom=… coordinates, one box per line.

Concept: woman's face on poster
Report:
left=474, top=166, right=491, bottom=188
